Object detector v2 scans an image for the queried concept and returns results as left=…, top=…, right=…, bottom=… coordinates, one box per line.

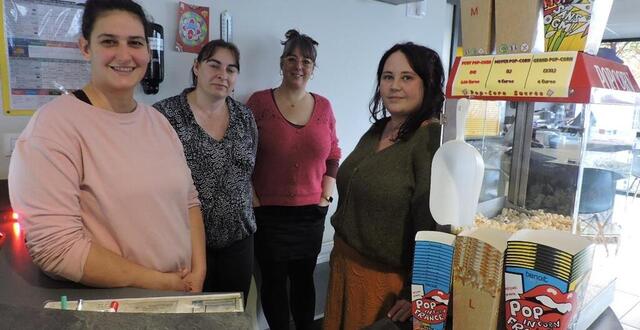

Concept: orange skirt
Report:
left=323, top=238, right=405, bottom=330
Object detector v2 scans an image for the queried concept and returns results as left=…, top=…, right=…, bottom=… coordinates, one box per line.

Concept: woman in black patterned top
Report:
left=153, top=40, right=257, bottom=303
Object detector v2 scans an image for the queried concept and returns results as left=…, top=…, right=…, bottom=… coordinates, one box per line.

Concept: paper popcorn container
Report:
left=504, top=230, right=594, bottom=330
left=495, top=0, right=544, bottom=54
left=412, top=231, right=456, bottom=330
left=460, top=0, right=494, bottom=56
left=452, top=228, right=511, bottom=330
left=543, top=0, right=614, bottom=55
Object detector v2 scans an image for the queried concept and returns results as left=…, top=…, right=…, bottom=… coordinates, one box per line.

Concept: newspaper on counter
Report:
left=43, top=293, right=243, bottom=313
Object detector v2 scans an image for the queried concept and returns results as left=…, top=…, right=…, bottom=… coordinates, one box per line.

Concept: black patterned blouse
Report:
left=153, top=88, right=257, bottom=249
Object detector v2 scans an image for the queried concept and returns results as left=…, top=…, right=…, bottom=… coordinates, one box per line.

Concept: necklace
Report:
left=277, top=88, right=306, bottom=108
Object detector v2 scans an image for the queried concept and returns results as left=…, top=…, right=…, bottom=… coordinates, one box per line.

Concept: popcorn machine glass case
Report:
left=444, top=51, right=640, bottom=327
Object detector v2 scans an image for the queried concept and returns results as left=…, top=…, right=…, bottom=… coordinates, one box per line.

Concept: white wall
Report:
left=137, top=0, right=454, bottom=247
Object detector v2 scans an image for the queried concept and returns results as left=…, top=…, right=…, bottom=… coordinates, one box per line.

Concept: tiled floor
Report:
left=604, top=194, right=640, bottom=329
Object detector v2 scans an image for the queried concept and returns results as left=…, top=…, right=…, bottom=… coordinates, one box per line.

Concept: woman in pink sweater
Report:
left=8, top=0, right=205, bottom=292
left=247, top=29, right=341, bottom=330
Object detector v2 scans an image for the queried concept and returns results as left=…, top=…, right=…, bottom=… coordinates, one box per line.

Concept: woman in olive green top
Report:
left=324, top=42, right=446, bottom=330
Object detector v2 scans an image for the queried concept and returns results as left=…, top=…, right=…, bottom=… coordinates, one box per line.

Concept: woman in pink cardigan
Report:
left=247, top=29, right=341, bottom=330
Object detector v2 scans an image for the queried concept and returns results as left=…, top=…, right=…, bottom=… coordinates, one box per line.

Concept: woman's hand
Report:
left=183, top=268, right=206, bottom=292
left=318, top=198, right=330, bottom=207
left=156, top=269, right=192, bottom=292
left=387, top=299, right=412, bottom=322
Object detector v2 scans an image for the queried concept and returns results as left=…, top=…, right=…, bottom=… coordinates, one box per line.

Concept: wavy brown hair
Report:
left=369, top=42, right=445, bottom=141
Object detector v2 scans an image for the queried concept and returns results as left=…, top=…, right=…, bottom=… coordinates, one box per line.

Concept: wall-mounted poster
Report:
left=0, top=0, right=89, bottom=115
left=175, top=1, right=209, bottom=54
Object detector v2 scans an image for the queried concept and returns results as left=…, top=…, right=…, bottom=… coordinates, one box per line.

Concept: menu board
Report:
left=451, top=56, right=494, bottom=97
left=451, top=52, right=578, bottom=99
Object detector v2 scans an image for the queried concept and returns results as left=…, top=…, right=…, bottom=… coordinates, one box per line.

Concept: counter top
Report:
left=0, top=302, right=249, bottom=329
left=0, top=219, right=622, bottom=330
left=0, top=221, right=250, bottom=328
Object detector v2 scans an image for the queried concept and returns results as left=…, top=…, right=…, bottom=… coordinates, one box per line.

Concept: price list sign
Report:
left=450, top=56, right=494, bottom=97
left=524, top=52, right=577, bottom=98
left=485, top=54, right=533, bottom=97
left=450, top=52, right=578, bottom=99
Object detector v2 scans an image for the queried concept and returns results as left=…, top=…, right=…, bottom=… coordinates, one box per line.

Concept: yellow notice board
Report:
left=451, top=52, right=578, bottom=98
left=526, top=52, right=577, bottom=97
left=485, top=54, right=533, bottom=96
left=451, top=56, right=494, bottom=97
left=465, top=100, right=502, bottom=137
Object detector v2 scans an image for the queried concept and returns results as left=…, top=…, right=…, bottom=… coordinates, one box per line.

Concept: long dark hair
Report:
left=191, top=39, right=241, bottom=87
left=81, top=0, right=150, bottom=42
left=369, top=42, right=445, bottom=141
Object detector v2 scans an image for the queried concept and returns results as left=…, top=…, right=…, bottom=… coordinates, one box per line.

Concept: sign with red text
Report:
left=446, top=51, right=639, bottom=104
left=525, top=52, right=577, bottom=98
left=485, top=54, right=533, bottom=97
left=450, top=56, right=494, bottom=97
left=450, top=52, right=576, bottom=98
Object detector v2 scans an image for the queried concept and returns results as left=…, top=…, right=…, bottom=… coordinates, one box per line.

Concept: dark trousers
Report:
left=254, top=205, right=327, bottom=330
left=257, top=257, right=318, bottom=330
left=203, top=234, right=254, bottom=306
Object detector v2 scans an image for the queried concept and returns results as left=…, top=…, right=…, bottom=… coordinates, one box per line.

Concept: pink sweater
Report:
left=247, top=89, right=341, bottom=206
left=8, top=95, right=200, bottom=282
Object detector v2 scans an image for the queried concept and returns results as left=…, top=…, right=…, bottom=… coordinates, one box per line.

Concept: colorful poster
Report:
left=175, top=2, right=209, bottom=54
left=543, top=0, right=593, bottom=52
left=0, top=0, right=89, bottom=115
left=543, top=0, right=613, bottom=54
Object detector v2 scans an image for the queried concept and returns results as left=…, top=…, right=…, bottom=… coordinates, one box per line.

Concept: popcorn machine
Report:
left=443, top=50, right=640, bottom=327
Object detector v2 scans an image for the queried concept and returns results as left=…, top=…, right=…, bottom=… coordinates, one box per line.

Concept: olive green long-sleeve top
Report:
left=331, top=120, right=441, bottom=285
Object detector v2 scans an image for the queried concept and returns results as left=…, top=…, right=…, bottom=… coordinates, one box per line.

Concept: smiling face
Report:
left=193, top=47, right=239, bottom=100
left=79, top=10, right=150, bottom=94
left=379, top=51, right=424, bottom=120
left=280, top=47, right=314, bottom=89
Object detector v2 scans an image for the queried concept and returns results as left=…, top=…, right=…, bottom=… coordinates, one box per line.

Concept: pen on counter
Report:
left=60, top=295, right=68, bottom=310
left=107, top=301, right=119, bottom=312
left=76, top=299, right=84, bottom=311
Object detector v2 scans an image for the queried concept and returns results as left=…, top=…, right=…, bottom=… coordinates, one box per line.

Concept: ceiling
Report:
left=603, top=0, right=639, bottom=40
